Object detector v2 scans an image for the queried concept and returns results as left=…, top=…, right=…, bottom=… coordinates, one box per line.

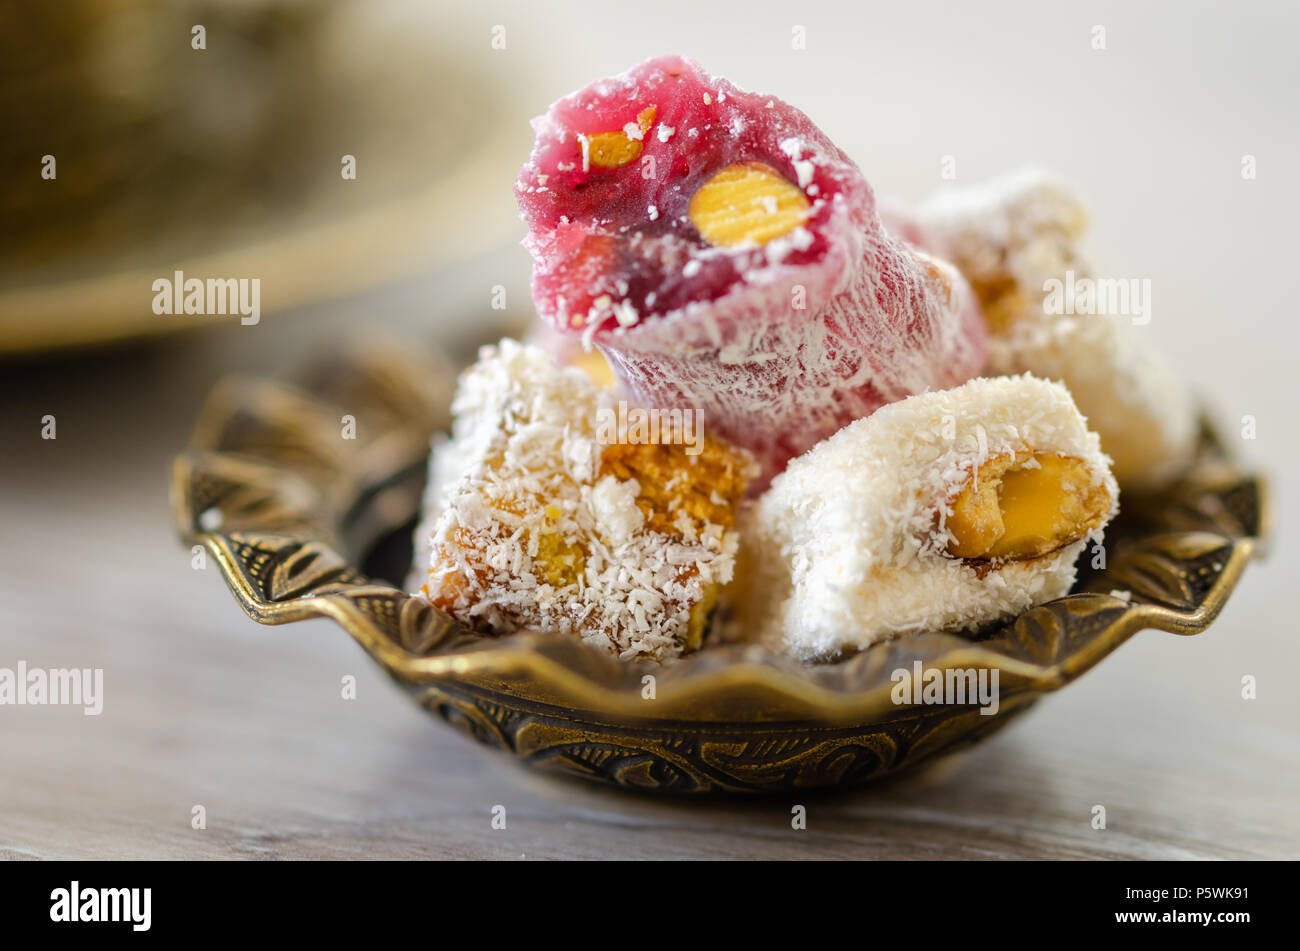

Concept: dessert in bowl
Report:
left=174, top=57, right=1267, bottom=793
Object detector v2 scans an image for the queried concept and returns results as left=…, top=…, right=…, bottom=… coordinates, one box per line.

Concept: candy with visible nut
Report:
left=516, top=54, right=986, bottom=487
left=946, top=452, right=1114, bottom=561
left=732, top=374, right=1117, bottom=661
left=416, top=340, right=755, bottom=662
left=915, top=168, right=1198, bottom=490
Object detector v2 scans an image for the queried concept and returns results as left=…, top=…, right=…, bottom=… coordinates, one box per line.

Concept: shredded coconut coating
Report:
left=732, top=375, right=1118, bottom=662
left=917, top=167, right=1197, bottom=489
left=523, top=320, right=620, bottom=389
left=918, top=167, right=1091, bottom=333
left=985, top=318, right=1197, bottom=491
left=416, top=340, right=755, bottom=663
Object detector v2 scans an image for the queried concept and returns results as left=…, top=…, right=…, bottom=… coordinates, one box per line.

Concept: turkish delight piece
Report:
left=516, top=55, right=986, bottom=486
left=417, top=340, right=755, bottom=663
left=917, top=168, right=1197, bottom=490
left=918, top=168, right=1091, bottom=333
left=733, top=375, right=1117, bottom=661
left=985, top=317, right=1198, bottom=490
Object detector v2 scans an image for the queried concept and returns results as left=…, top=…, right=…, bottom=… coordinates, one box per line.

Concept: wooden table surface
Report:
left=2, top=281, right=1296, bottom=861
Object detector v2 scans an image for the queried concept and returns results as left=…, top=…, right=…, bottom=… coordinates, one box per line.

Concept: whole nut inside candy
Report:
left=586, top=106, right=658, bottom=169
left=687, top=161, right=811, bottom=247
left=946, top=452, right=1113, bottom=561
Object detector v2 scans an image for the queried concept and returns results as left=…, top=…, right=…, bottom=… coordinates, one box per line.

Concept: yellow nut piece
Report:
left=571, top=347, right=617, bottom=387
left=967, top=277, right=1025, bottom=334
left=587, top=106, right=657, bottom=169
left=533, top=529, right=586, bottom=588
left=946, top=452, right=1112, bottom=561
left=688, top=161, right=811, bottom=247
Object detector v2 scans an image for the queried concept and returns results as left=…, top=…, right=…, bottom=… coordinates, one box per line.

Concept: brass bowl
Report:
left=171, top=341, right=1269, bottom=794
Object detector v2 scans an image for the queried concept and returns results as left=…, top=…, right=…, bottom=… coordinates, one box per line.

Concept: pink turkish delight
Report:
left=516, top=55, right=986, bottom=485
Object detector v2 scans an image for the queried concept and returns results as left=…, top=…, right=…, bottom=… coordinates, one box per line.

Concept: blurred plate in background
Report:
left=0, top=0, right=526, bottom=355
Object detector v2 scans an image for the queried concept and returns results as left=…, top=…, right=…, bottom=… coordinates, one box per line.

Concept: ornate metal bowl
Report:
left=171, top=341, right=1268, bottom=794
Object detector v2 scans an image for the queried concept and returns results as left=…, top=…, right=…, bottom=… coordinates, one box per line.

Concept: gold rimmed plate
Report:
left=1, top=2, right=525, bottom=355
left=170, top=340, right=1268, bottom=793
